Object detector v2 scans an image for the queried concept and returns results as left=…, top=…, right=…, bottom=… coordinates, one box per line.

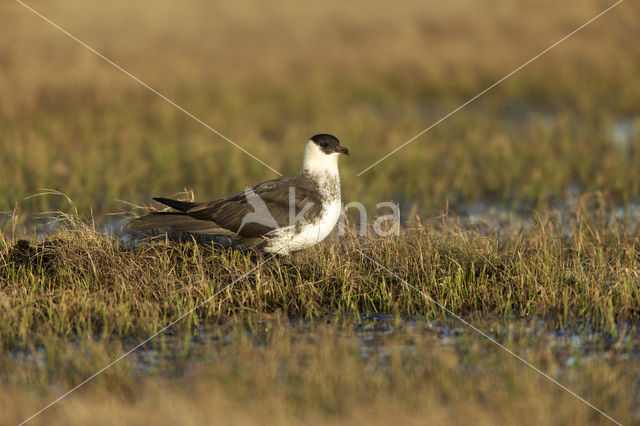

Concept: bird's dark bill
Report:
left=335, top=146, right=349, bottom=155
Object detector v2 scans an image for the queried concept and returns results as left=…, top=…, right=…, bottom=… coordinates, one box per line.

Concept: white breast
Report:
left=264, top=198, right=341, bottom=255
left=264, top=171, right=341, bottom=255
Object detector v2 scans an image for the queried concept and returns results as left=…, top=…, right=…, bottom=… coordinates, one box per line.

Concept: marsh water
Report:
left=9, top=315, right=640, bottom=385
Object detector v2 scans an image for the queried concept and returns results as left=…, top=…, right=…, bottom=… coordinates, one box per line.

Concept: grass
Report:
left=1, top=195, right=638, bottom=350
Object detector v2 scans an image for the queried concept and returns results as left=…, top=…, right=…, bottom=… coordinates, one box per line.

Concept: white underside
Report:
left=263, top=198, right=341, bottom=255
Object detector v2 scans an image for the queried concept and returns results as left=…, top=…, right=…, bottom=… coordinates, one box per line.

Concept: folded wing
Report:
left=127, top=174, right=323, bottom=241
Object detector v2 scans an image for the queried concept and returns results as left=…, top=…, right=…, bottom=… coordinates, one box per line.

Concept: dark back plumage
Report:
left=128, top=172, right=325, bottom=246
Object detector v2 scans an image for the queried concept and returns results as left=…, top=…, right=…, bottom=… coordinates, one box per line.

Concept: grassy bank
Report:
left=1, top=197, right=639, bottom=350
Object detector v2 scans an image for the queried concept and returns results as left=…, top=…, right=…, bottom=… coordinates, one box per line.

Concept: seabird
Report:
left=128, top=134, right=349, bottom=254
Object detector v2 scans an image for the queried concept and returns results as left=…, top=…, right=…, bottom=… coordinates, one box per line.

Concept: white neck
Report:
left=301, top=140, right=340, bottom=178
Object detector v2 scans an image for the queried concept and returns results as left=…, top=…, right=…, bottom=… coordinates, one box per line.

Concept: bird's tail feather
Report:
left=152, top=197, right=197, bottom=212
left=127, top=212, right=235, bottom=237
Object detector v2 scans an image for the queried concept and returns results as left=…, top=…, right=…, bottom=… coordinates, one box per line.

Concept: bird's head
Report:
left=302, top=134, right=349, bottom=174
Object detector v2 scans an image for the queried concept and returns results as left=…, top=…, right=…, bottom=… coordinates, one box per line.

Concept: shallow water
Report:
left=4, top=194, right=640, bottom=244
left=11, top=316, right=638, bottom=380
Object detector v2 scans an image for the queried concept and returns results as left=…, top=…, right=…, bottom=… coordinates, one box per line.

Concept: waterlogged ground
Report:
left=4, top=316, right=640, bottom=425
left=4, top=195, right=640, bottom=243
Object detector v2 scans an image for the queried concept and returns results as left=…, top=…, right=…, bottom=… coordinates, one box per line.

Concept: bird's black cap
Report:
left=311, top=134, right=349, bottom=155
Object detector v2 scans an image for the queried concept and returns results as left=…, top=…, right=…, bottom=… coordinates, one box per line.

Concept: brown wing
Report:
left=128, top=174, right=325, bottom=239
left=185, top=175, right=323, bottom=238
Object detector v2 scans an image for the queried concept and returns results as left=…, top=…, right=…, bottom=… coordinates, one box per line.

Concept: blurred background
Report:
left=1, top=0, right=638, bottom=228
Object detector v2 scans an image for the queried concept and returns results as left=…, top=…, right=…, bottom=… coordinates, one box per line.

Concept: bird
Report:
left=128, top=134, right=349, bottom=255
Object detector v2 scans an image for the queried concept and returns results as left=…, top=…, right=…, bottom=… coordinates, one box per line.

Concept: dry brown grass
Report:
left=4, top=0, right=637, bottom=108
